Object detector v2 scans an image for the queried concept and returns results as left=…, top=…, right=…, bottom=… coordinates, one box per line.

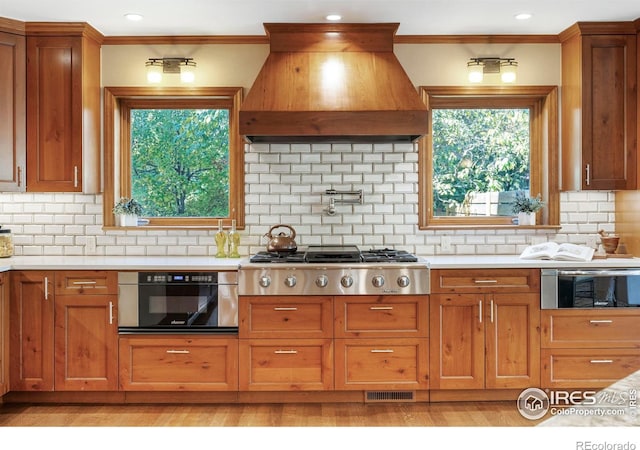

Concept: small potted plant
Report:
left=113, top=197, right=143, bottom=227
left=512, top=192, right=544, bottom=226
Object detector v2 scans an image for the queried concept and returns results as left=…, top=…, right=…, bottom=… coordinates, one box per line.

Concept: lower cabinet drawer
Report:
left=334, top=295, right=428, bottom=338
left=335, top=338, right=429, bottom=390
left=541, top=310, right=640, bottom=348
left=119, top=336, right=238, bottom=391
left=239, top=339, right=333, bottom=391
left=541, top=348, right=640, bottom=389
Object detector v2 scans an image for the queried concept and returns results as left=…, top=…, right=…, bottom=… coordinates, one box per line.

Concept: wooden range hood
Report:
left=239, top=23, right=428, bottom=143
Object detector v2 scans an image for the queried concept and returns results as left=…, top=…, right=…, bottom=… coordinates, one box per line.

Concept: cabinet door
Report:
left=581, top=34, right=637, bottom=190
left=335, top=338, right=429, bottom=390
left=0, top=31, right=26, bottom=191
left=0, top=273, right=9, bottom=395
left=239, top=295, right=332, bottom=339
left=485, top=293, right=540, bottom=389
left=541, top=348, right=640, bottom=389
left=429, top=293, right=484, bottom=389
left=334, top=295, right=428, bottom=338
left=239, top=339, right=333, bottom=391
left=541, top=310, right=640, bottom=348
left=431, top=268, right=539, bottom=294
left=54, top=294, right=118, bottom=391
left=26, top=35, right=83, bottom=192
left=119, top=336, right=239, bottom=391
left=54, top=271, right=118, bottom=295
left=10, top=271, right=55, bottom=391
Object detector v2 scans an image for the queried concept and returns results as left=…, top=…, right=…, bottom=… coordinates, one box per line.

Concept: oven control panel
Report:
left=140, top=272, right=217, bottom=284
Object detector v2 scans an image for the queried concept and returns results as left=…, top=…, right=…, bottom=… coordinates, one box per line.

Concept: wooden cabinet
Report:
left=0, top=273, right=9, bottom=396
left=429, top=269, right=540, bottom=390
left=541, top=309, right=640, bottom=388
left=0, top=29, right=26, bottom=192
left=119, top=336, right=238, bottom=391
left=334, top=295, right=429, bottom=390
left=25, top=23, right=102, bottom=193
left=54, top=271, right=118, bottom=391
left=560, top=22, right=638, bottom=190
left=10, top=271, right=54, bottom=391
left=238, top=296, right=333, bottom=391
left=10, top=271, right=118, bottom=391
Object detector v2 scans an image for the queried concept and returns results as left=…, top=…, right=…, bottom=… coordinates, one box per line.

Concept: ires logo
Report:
left=548, top=390, right=598, bottom=405
left=517, top=388, right=600, bottom=420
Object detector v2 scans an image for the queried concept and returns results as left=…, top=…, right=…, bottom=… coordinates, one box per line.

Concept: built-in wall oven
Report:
left=118, top=271, right=238, bottom=333
left=541, top=268, right=640, bottom=309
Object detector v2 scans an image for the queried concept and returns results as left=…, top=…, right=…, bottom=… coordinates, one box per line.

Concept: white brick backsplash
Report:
left=0, top=143, right=617, bottom=256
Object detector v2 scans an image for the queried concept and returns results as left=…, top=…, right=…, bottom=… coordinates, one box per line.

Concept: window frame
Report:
left=103, top=87, right=245, bottom=229
left=418, top=86, right=559, bottom=230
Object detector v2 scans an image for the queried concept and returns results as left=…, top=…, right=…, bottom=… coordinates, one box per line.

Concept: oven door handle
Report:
left=556, top=269, right=640, bottom=277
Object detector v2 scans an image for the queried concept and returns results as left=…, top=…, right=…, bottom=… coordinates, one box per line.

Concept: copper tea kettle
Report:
left=265, top=224, right=297, bottom=253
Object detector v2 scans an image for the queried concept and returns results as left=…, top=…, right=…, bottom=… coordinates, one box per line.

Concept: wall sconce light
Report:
left=467, top=57, right=517, bottom=83
left=146, top=57, right=196, bottom=83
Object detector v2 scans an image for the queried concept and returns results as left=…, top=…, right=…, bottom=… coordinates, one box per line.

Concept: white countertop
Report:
left=422, top=254, right=640, bottom=269
left=0, top=255, right=241, bottom=271
left=0, top=254, right=638, bottom=272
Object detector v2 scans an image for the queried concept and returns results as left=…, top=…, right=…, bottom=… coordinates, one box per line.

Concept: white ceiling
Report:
left=1, top=0, right=639, bottom=36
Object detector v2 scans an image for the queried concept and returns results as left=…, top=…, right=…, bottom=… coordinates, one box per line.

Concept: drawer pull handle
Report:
left=370, top=349, right=394, bottom=353
left=274, top=350, right=298, bottom=354
left=370, top=306, right=393, bottom=310
left=73, top=281, right=98, bottom=285
left=166, top=350, right=190, bottom=354
left=474, top=279, right=498, bottom=284
left=589, top=320, right=613, bottom=324
left=590, top=359, right=613, bottom=364
left=274, top=307, right=298, bottom=311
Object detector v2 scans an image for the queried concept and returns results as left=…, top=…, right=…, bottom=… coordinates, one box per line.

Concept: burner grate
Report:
left=249, top=251, right=305, bottom=263
left=360, top=248, right=418, bottom=263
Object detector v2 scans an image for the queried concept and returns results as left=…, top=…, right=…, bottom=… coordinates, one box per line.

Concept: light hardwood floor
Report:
left=0, top=401, right=537, bottom=427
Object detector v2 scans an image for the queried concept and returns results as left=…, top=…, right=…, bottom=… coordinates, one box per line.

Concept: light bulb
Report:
left=180, top=66, right=195, bottom=83
left=501, top=61, right=517, bottom=83
left=146, top=63, right=162, bottom=83
left=467, top=61, right=483, bottom=83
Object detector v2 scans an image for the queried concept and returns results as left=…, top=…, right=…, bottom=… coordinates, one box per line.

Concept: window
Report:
left=418, top=86, right=559, bottom=229
left=103, top=87, right=244, bottom=229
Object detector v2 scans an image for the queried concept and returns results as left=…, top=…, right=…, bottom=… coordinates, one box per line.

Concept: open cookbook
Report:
left=519, top=242, right=595, bottom=261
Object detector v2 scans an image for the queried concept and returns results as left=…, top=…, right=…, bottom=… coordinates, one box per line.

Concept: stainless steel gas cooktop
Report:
left=240, top=245, right=429, bottom=296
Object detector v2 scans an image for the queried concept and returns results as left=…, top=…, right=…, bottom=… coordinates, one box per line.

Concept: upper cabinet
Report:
left=25, top=23, right=102, bottom=193
left=0, top=23, right=26, bottom=192
left=560, top=22, right=638, bottom=191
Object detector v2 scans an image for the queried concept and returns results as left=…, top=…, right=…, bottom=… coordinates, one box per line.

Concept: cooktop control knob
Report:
left=397, top=275, right=411, bottom=288
left=259, top=275, right=271, bottom=288
left=372, top=275, right=385, bottom=288
left=284, top=275, right=297, bottom=288
left=341, top=275, right=354, bottom=288
left=316, top=275, right=329, bottom=288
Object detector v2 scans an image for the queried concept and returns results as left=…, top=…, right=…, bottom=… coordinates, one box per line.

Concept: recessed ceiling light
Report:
left=326, top=14, right=342, bottom=21
left=125, top=13, right=144, bottom=22
left=515, top=12, right=532, bottom=20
